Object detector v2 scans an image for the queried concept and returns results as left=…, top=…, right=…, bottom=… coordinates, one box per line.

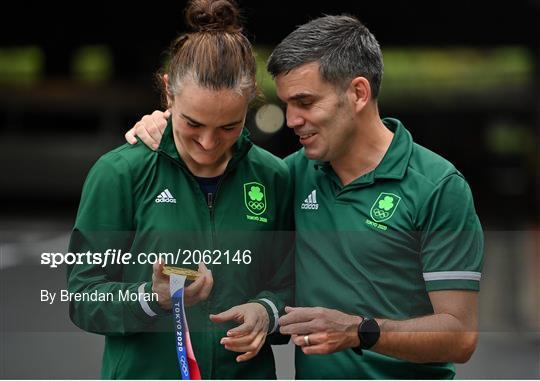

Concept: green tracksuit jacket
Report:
left=67, top=121, right=294, bottom=379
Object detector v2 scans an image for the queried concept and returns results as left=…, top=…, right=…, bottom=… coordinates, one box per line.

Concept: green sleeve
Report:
left=67, top=153, right=167, bottom=336
left=250, top=165, right=295, bottom=343
left=417, top=174, right=484, bottom=292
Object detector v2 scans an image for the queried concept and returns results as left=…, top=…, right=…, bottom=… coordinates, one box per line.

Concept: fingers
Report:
left=291, top=332, right=324, bottom=348
left=291, top=333, right=318, bottom=347
left=220, top=310, right=266, bottom=351
left=302, top=344, right=329, bottom=355
left=185, top=274, right=206, bottom=294
left=192, top=263, right=213, bottom=302
left=232, top=332, right=267, bottom=361
left=152, top=259, right=168, bottom=281
left=236, top=351, right=257, bottom=362
left=125, top=127, right=138, bottom=144
left=198, top=262, right=209, bottom=273
left=290, top=332, right=332, bottom=355
left=132, top=110, right=168, bottom=150
left=221, top=327, right=259, bottom=350
left=302, top=345, right=328, bottom=355
left=221, top=330, right=266, bottom=362
left=134, top=120, right=160, bottom=150
left=184, top=273, right=210, bottom=307
left=279, top=306, right=317, bottom=326
left=226, top=319, right=258, bottom=338
left=279, top=307, right=325, bottom=336
left=291, top=334, right=304, bottom=346
left=151, top=259, right=171, bottom=309
left=146, top=110, right=166, bottom=143
left=197, top=266, right=213, bottom=301
left=209, top=306, right=240, bottom=324
left=280, top=321, right=318, bottom=335
left=226, top=302, right=269, bottom=337
left=284, top=306, right=297, bottom=313
left=213, top=303, right=268, bottom=362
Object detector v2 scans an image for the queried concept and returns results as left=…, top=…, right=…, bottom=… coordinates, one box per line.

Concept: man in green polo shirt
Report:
left=126, top=14, right=483, bottom=379
left=265, top=15, right=484, bottom=379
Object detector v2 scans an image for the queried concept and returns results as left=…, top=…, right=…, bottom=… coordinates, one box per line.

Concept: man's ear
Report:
left=349, top=76, right=371, bottom=112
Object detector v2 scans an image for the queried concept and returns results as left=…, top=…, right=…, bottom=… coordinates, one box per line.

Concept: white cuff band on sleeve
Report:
left=423, top=271, right=481, bottom=282
left=258, top=298, right=279, bottom=334
left=138, top=282, right=157, bottom=317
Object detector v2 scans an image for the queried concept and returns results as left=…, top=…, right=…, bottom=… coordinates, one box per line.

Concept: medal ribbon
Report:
left=170, top=274, right=201, bottom=380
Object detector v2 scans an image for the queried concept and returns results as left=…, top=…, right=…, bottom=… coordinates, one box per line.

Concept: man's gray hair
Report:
left=267, top=15, right=384, bottom=98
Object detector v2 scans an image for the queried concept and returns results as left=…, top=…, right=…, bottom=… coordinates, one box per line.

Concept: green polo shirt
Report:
left=286, top=118, right=484, bottom=379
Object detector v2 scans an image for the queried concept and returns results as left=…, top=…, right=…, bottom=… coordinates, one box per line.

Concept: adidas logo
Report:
left=301, top=190, right=319, bottom=210
left=155, top=189, right=177, bottom=203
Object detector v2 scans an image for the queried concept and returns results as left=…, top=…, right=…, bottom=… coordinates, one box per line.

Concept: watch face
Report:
left=360, top=318, right=380, bottom=349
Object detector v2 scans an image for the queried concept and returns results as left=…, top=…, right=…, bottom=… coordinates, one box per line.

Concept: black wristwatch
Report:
left=352, top=317, right=380, bottom=355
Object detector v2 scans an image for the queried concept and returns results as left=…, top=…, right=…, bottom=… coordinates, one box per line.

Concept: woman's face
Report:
left=168, top=80, right=249, bottom=176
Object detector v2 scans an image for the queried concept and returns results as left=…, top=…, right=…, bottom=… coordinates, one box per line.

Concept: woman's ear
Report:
left=163, top=74, right=173, bottom=107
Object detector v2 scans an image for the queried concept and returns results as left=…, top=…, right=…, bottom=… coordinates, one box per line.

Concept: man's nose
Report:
left=286, top=107, right=305, bottom=128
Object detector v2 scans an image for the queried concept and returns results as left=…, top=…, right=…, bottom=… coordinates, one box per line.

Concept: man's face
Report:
left=168, top=81, right=248, bottom=171
left=275, top=62, right=355, bottom=162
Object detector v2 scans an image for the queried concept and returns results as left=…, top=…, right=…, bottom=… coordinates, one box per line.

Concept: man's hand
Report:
left=125, top=109, right=170, bottom=150
left=152, top=261, right=213, bottom=310
left=279, top=306, right=361, bottom=355
left=210, top=302, right=270, bottom=362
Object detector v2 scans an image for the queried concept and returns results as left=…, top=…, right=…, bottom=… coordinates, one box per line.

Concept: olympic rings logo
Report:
left=372, top=208, right=389, bottom=219
left=248, top=200, right=265, bottom=210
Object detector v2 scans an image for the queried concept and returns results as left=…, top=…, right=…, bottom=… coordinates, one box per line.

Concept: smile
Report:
left=299, top=132, right=317, bottom=144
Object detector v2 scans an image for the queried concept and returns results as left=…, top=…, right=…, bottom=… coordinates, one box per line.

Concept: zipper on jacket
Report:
left=207, top=192, right=213, bottom=210
left=208, top=173, right=226, bottom=218
left=204, top=173, right=226, bottom=381
left=207, top=172, right=230, bottom=251
left=157, top=136, right=251, bottom=379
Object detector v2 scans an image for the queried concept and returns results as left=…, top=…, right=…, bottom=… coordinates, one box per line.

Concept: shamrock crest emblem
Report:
left=244, top=182, right=267, bottom=215
left=370, top=192, right=401, bottom=223
left=378, top=196, right=395, bottom=211
left=248, top=186, right=264, bottom=202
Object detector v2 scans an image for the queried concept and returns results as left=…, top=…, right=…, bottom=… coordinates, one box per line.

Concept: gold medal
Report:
left=162, top=266, right=201, bottom=280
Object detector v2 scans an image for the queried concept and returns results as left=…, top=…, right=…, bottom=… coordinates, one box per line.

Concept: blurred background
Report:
left=1, top=0, right=539, bottom=378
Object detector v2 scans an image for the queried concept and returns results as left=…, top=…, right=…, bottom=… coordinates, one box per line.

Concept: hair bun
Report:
left=185, top=0, right=242, bottom=33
